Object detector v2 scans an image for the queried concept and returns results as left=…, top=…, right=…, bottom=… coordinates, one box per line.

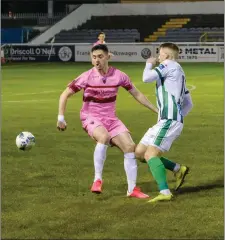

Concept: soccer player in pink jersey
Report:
left=57, top=44, right=158, bottom=198
left=93, top=32, right=106, bottom=46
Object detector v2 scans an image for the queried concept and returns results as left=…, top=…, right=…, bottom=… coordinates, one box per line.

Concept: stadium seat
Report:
left=53, top=14, right=223, bottom=43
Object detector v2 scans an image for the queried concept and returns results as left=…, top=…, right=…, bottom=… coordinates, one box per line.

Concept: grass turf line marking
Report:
left=3, top=99, right=56, bottom=103
left=2, top=90, right=60, bottom=97
left=2, top=85, right=196, bottom=102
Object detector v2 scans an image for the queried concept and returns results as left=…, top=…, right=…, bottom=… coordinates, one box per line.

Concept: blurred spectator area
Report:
left=1, top=0, right=76, bottom=43
left=54, top=28, right=140, bottom=43
left=54, top=14, right=224, bottom=43
left=1, top=12, right=67, bottom=43
left=1, top=13, right=67, bottom=27
left=1, top=13, right=224, bottom=43
left=121, top=0, right=222, bottom=2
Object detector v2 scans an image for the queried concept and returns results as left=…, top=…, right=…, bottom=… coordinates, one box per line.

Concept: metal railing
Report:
left=199, top=31, right=224, bottom=43
left=1, top=12, right=67, bottom=19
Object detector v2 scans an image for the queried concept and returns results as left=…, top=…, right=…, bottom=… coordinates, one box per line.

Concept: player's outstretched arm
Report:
left=57, top=87, right=75, bottom=131
left=129, top=87, right=158, bottom=114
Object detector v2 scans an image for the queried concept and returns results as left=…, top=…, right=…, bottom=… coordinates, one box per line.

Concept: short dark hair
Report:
left=91, top=44, right=109, bottom=54
left=98, top=32, right=105, bottom=37
left=159, top=42, right=179, bottom=53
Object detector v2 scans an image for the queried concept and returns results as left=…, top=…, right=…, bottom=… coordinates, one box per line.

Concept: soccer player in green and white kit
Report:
left=135, top=43, right=193, bottom=202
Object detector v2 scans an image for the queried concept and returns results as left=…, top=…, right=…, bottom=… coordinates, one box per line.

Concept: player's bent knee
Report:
left=92, top=126, right=111, bottom=144
left=144, top=152, right=152, bottom=161
left=123, top=143, right=135, bottom=153
left=144, top=151, right=159, bottom=160
left=135, top=144, right=146, bottom=160
left=96, top=134, right=111, bottom=145
left=144, top=146, right=161, bottom=161
left=135, top=148, right=145, bottom=160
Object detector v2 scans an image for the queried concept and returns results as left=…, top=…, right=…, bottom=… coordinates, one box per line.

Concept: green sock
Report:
left=160, top=157, right=176, bottom=171
left=147, top=157, right=169, bottom=191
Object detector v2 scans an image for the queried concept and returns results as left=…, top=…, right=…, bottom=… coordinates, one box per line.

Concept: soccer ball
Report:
left=16, top=132, right=35, bottom=151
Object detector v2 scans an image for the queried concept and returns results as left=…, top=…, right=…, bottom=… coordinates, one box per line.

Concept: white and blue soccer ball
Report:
left=16, top=132, right=35, bottom=151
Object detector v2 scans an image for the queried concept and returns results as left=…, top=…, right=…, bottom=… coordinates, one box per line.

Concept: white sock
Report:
left=173, top=163, right=181, bottom=173
left=93, top=143, right=108, bottom=181
left=160, top=189, right=171, bottom=195
left=124, top=152, right=137, bottom=193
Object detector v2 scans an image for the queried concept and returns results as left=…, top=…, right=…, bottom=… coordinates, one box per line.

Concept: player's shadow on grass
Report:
left=96, top=179, right=224, bottom=200
left=175, top=179, right=224, bottom=195
left=136, top=179, right=224, bottom=195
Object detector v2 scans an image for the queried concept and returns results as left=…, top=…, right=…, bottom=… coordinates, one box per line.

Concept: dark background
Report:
left=1, top=0, right=121, bottom=13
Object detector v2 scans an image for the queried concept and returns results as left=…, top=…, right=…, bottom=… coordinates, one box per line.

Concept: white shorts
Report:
left=140, top=119, right=183, bottom=152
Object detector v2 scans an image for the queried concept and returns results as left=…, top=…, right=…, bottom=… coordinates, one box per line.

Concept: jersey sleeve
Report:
left=120, top=72, right=134, bottom=91
left=67, top=72, right=87, bottom=93
left=143, top=63, right=160, bottom=83
left=154, top=62, right=170, bottom=79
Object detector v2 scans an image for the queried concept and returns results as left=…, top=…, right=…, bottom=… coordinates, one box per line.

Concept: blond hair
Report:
left=160, top=42, right=179, bottom=60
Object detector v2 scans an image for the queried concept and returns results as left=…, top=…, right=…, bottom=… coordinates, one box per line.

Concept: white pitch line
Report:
left=187, top=85, right=196, bottom=91
left=3, top=99, right=56, bottom=103
left=128, top=85, right=196, bottom=98
left=2, top=85, right=196, bottom=103
left=13, top=90, right=60, bottom=96
left=2, top=63, right=48, bottom=68
left=2, top=90, right=60, bottom=97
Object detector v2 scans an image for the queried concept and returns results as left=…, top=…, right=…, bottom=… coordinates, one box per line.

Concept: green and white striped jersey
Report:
left=143, top=59, right=189, bottom=123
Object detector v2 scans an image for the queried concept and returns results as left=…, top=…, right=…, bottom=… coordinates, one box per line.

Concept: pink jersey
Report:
left=68, top=67, right=134, bottom=120
left=93, top=40, right=106, bottom=46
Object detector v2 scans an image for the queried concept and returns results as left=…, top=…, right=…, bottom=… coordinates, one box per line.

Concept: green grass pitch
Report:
left=2, top=62, right=224, bottom=239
